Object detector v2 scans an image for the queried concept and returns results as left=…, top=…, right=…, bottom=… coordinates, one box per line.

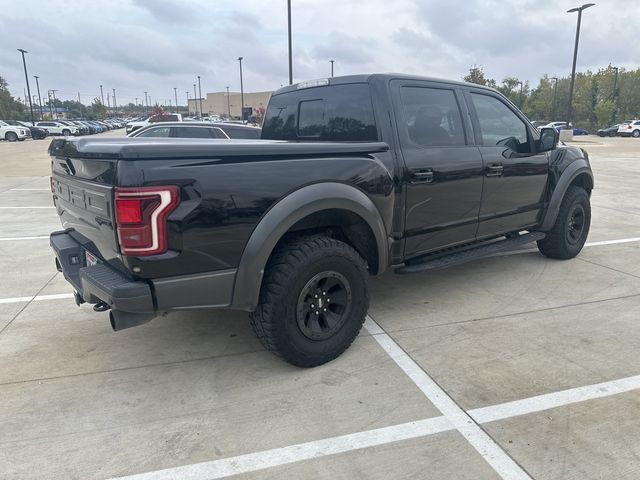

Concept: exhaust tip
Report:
left=109, top=310, right=154, bottom=332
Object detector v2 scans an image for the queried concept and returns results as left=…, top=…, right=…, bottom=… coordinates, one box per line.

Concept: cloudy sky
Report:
left=0, top=0, right=636, bottom=105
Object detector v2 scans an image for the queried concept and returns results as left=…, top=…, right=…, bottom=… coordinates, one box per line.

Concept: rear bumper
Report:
left=50, top=231, right=154, bottom=314
left=50, top=231, right=238, bottom=328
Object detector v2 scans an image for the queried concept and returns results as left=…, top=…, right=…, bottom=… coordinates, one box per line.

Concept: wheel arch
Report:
left=231, top=182, right=389, bottom=311
left=540, top=159, right=593, bottom=231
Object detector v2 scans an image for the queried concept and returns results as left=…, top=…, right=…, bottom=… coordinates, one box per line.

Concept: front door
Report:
left=466, top=90, right=549, bottom=238
left=392, top=81, right=484, bottom=258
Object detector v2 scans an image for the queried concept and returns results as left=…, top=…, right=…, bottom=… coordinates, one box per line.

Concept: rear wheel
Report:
left=632, top=129, right=640, bottom=138
left=62, top=129, right=71, bottom=137
left=537, top=186, right=590, bottom=259
left=250, top=236, right=369, bottom=368
left=5, top=132, right=17, bottom=142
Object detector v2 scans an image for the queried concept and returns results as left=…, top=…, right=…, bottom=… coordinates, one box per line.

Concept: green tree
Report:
left=0, top=76, right=26, bottom=120
left=89, top=98, right=107, bottom=119
left=594, top=100, right=616, bottom=128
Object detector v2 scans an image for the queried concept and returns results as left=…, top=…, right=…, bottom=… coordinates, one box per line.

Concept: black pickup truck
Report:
left=50, top=74, right=593, bottom=367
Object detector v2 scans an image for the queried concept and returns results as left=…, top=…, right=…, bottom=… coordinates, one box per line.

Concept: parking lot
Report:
left=1, top=133, right=639, bottom=479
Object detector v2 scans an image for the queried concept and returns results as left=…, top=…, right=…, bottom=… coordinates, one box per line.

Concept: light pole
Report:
left=144, top=91, right=148, bottom=114
left=34, top=75, right=44, bottom=120
left=173, top=87, right=178, bottom=111
left=566, top=3, right=595, bottom=129
left=226, top=86, right=231, bottom=117
left=193, top=84, right=198, bottom=117
left=185, top=91, right=190, bottom=114
left=17, top=49, right=35, bottom=125
left=611, top=66, right=619, bottom=100
left=112, top=88, right=117, bottom=115
left=330, top=59, right=334, bottom=78
left=518, top=80, right=524, bottom=108
left=51, top=89, right=58, bottom=119
left=287, top=0, right=293, bottom=85
left=238, top=57, right=244, bottom=119
left=47, top=90, right=53, bottom=119
left=135, top=97, right=138, bottom=113
left=551, top=77, right=559, bottom=120
left=99, top=84, right=104, bottom=105
left=197, top=75, right=203, bottom=116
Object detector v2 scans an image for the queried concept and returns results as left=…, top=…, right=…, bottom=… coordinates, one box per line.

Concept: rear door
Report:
left=391, top=80, right=484, bottom=257
left=465, top=89, right=549, bottom=237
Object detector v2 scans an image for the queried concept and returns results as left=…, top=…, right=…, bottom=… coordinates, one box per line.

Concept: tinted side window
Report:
left=173, top=127, right=214, bottom=138
left=470, top=93, right=528, bottom=147
left=136, top=127, right=171, bottom=138
left=262, top=83, right=377, bottom=141
left=225, top=127, right=261, bottom=139
left=400, top=87, right=465, bottom=147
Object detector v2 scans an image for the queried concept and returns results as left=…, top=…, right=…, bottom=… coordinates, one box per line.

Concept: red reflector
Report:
left=114, top=186, right=180, bottom=256
left=115, top=198, right=143, bottom=224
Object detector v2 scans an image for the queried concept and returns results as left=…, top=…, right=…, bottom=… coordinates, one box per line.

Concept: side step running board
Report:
left=395, top=232, right=546, bottom=274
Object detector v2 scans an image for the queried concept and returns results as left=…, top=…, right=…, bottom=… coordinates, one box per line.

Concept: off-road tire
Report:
left=250, top=236, right=369, bottom=368
left=5, top=132, right=17, bottom=142
left=537, top=186, right=590, bottom=259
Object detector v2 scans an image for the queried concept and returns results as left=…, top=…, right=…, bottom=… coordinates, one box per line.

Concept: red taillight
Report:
left=114, top=186, right=179, bottom=256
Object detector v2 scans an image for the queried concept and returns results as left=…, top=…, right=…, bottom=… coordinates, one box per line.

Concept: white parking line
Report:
left=0, top=206, right=55, bottom=209
left=0, top=293, right=74, bottom=305
left=364, top=317, right=532, bottom=480
left=585, top=237, right=640, bottom=247
left=9, top=188, right=50, bottom=191
left=0, top=236, right=49, bottom=241
left=112, top=368, right=640, bottom=480
left=111, top=417, right=453, bottom=480
left=469, top=374, right=640, bottom=424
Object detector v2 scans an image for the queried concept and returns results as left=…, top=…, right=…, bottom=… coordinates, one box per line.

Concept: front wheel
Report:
left=632, top=130, right=640, bottom=138
left=5, top=132, right=17, bottom=142
left=537, top=186, right=590, bottom=259
left=62, top=129, right=71, bottom=137
left=250, top=236, right=369, bottom=368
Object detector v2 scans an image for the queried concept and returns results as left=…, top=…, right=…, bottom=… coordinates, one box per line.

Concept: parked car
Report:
left=126, top=113, right=183, bottom=134
left=12, top=121, right=49, bottom=140
left=35, top=121, right=78, bottom=137
left=58, top=120, right=88, bottom=136
left=129, top=122, right=261, bottom=139
left=597, top=125, right=620, bottom=137
left=618, top=120, right=640, bottom=137
left=0, top=120, right=29, bottom=141
left=572, top=127, right=589, bottom=136
left=531, top=120, right=549, bottom=128
left=49, top=74, right=593, bottom=367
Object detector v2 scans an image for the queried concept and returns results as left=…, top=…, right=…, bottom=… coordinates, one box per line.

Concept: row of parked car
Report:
left=0, top=118, right=126, bottom=141
left=124, top=113, right=261, bottom=139
left=532, top=121, right=589, bottom=136
left=597, top=120, right=640, bottom=137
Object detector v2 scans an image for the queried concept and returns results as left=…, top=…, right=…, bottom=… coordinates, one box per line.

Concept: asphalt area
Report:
left=1, top=132, right=639, bottom=479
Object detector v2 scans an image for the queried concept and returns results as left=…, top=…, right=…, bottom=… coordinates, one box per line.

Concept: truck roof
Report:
left=272, top=73, right=498, bottom=96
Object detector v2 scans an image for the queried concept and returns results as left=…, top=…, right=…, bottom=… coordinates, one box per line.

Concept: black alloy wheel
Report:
left=296, top=271, right=352, bottom=341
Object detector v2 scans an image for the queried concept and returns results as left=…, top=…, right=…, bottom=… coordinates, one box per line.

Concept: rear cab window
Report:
left=262, top=83, right=378, bottom=141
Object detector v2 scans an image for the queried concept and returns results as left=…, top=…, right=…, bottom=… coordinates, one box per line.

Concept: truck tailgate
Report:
left=51, top=155, right=119, bottom=261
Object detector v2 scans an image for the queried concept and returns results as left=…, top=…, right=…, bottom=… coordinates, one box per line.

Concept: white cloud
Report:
left=0, top=0, right=637, bottom=104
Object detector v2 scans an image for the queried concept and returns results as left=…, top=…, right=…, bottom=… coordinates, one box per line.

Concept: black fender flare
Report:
left=540, top=159, right=594, bottom=231
left=231, top=182, right=389, bottom=311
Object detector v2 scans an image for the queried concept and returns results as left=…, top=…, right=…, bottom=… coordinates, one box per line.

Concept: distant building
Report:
left=188, top=91, right=272, bottom=118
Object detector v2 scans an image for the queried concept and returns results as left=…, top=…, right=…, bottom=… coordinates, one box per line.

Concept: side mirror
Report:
left=538, top=127, right=558, bottom=152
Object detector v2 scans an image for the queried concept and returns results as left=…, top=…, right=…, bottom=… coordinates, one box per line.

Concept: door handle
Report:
left=486, top=164, right=503, bottom=177
left=411, top=169, right=434, bottom=184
